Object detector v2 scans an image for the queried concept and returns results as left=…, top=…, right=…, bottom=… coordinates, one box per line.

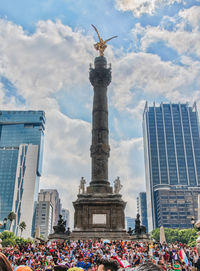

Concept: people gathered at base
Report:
left=0, top=240, right=199, bottom=271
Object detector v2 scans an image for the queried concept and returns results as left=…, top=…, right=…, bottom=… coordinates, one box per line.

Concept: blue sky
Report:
left=0, top=0, right=200, bottom=221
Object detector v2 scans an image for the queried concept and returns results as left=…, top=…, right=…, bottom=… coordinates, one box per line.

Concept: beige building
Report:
left=35, top=189, right=61, bottom=238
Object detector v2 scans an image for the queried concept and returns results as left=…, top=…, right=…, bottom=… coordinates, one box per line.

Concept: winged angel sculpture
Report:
left=91, top=24, right=117, bottom=56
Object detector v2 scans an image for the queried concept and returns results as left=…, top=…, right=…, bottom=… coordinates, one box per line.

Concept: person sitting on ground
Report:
left=135, top=261, right=162, bottom=271
left=97, top=259, right=120, bottom=271
left=0, top=253, right=13, bottom=271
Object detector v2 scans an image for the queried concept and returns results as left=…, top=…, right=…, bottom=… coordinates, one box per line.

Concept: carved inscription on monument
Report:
left=92, top=214, right=106, bottom=224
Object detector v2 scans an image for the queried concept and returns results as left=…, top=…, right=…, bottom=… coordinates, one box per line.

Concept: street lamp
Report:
left=0, top=218, right=8, bottom=230
left=3, top=218, right=7, bottom=229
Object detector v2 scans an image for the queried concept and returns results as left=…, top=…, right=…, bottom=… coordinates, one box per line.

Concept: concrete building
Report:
left=137, top=192, right=148, bottom=232
left=35, top=189, right=61, bottom=237
left=143, top=103, right=200, bottom=231
left=0, top=110, right=45, bottom=238
left=61, top=209, right=70, bottom=230
left=35, top=201, right=53, bottom=239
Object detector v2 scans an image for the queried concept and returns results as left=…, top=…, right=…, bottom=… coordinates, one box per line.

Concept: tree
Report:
left=15, top=237, right=32, bottom=246
left=0, top=231, right=16, bottom=247
left=151, top=227, right=198, bottom=246
left=0, top=231, right=33, bottom=247
left=19, top=221, right=26, bottom=237
left=8, top=212, right=16, bottom=232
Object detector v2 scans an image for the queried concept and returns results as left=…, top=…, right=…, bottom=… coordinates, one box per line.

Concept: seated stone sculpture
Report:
left=134, top=213, right=146, bottom=234
left=53, top=215, right=66, bottom=234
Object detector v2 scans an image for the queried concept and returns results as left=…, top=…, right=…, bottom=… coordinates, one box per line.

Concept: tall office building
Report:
left=61, top=208, right=70, bottom=230
left=37, top=189, right=61, bottom=229
left=0, top=110, right=45, bottom=237
left=137, top=192, right=148, bottom=232
left=143, top=103, right=200, bottom=231
left=35, top=201, right=53, bottom=239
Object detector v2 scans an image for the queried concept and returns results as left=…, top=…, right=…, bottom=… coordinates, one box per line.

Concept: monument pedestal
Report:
left=70, top=230, right=129, bottom=240
left=129, top=233, right=150, bottom=242
left=72, top=192, right=129, bottom=240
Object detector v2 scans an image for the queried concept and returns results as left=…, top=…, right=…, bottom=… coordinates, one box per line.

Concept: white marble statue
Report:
left=79, top=177, right=86, bottom=194
left=114, top=176, right=123, bottom=194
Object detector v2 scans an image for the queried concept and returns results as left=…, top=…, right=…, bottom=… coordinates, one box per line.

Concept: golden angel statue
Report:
left=91, top=24, right=117, bottom=56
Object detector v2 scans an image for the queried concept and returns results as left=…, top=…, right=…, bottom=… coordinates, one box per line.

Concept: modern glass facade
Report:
left=125, top=216, right=135, bottom=231
left=155, top=189, right=198, bottom=228
left=137, top=192, right=148, bottom=232
left=143, top=103, right=200, bottom=231
left=0, top=111, right=45, bottom=237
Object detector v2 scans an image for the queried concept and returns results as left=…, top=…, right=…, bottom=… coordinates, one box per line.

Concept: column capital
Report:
left=89, top=67, right=111, bottom=87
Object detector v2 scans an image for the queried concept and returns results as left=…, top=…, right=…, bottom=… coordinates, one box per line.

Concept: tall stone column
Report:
left=87, top=56, right=112, bottom=193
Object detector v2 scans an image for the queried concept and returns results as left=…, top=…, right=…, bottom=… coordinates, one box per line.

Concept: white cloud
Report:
left=115, top=0, right=184, bottom=17
left=111, top=51, right=200, bottom=113
left=131, top=6, right=200, bottom=57
left=0, top=83, right=25, bottom=110
left=0, top=19, right=95, bottom=106
left=179, top=5, right=200, bottom=31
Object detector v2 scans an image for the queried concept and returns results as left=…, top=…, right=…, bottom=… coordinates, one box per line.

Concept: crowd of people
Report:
left=0, top=240, right=200, bottom=271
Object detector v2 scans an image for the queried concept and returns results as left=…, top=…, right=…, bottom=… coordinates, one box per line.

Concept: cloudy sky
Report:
left=0, top=0, right=200, bottom=226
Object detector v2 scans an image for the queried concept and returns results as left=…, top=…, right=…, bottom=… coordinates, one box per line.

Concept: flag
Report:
left=180, top=248, right=189, bottom=266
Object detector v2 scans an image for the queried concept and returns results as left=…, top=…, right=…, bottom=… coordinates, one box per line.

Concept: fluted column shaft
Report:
left=89, top=56, right=112, bottom=192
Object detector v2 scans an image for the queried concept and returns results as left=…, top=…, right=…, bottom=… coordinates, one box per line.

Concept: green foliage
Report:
left=15, top=237, right=32, bottom=246
left=0, top=231, right=16, bottom=247
left=1, top=238, right=16, bottom=247
left=0, top=231, right=15, bottom=239
left=8, top=212, right=16, bottom=222
left=19, top=221, right=26, bottom=237
left=8, top=211, right=16, bottom=231
left=151, top=228, right=160, bottom=241
left=151, top=227, right=198, bottom=245
left=0, top=231, right=32, bottom=247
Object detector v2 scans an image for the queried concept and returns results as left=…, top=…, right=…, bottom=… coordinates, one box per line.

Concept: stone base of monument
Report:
left=48, top=191, right=132, bottom=241
left=69, top=230, right=130, bottom=240
left=48, top=233, right=70, bottom=241
left=48, top=231, right=130, bottom=241
left=129, top=233, right=150, bottom=242
left=48, top=232, right=150, bottom=241
left=73, top=193, right=126, bottom=233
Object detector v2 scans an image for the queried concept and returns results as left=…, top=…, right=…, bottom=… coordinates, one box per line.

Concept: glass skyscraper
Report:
left=143, top=103, right=200, bottom=231
left=0, top=110, right=45, bottom=237
left=137, top=192, right=148, bottom=232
